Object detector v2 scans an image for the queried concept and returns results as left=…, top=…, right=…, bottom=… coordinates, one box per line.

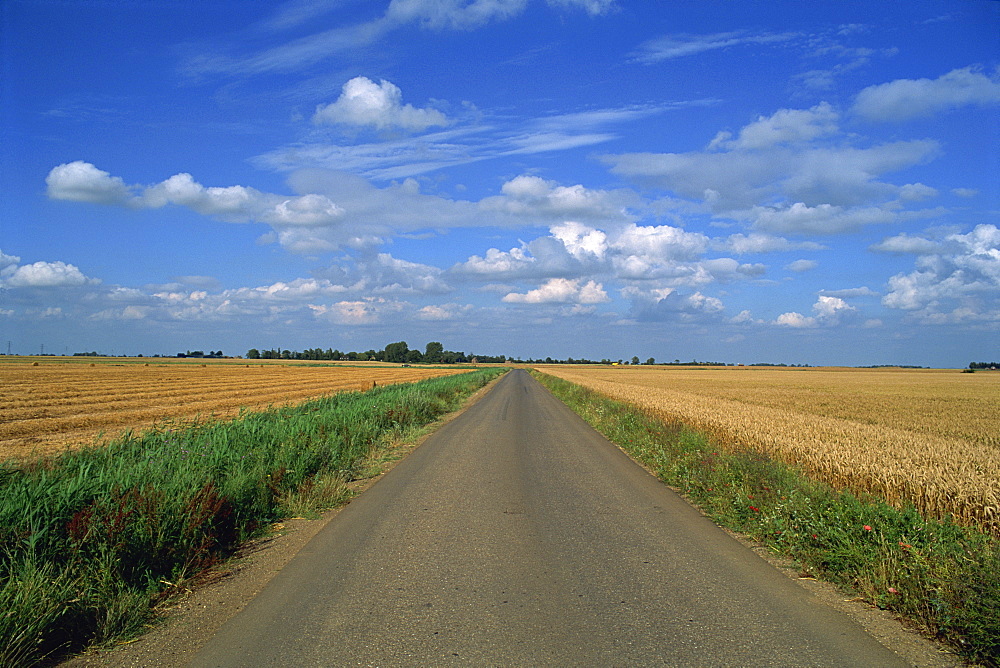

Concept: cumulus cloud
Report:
left=479, top=174, right=635, bottom=224
left=622, top=285, right=725, bottom=322
left=852, top=66, right=1000, bottom=122
left=716, top=232, right=824, bottom=254
left=415, top=303, right=473, bottom=320
left=774, top=311, right=816, bottom=328
left=47, top=163, right=346, bottom=231
left=870, top=232, right=943, bottom=254
left=774, top=295, right=854, bottom=328
left=881, top=224, right=1000, bottom=320
left=502, top=277, right=609, bottom=304
left=707, top=103, right=839, bottom=151
left=0, top=251, right=20, bottom=278
left=603, top=139, right=939, bottom=213
left=786, top=259, right=818, bottom=272
left=362, top=253, right=450, bottom=295
left=309, top=298, right=406, bottom=325
left=1, top=259, right=100, bottom=288
left=747, top=202, right=897, bottom=235
left=313, top=77, right=449, bottom=131
left=45, top=161, right=133, bottom=204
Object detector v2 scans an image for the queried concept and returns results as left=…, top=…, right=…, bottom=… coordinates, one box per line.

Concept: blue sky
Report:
left=2, top=0, right=998, bottom=366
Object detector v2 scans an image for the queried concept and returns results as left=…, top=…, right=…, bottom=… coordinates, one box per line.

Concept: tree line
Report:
left=245, top=341, right=508, bottom=365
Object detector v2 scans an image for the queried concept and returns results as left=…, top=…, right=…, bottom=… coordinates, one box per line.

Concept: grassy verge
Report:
left=0, top=368, right=506, bottom=667
left=532, top=371, right=999, bottom=666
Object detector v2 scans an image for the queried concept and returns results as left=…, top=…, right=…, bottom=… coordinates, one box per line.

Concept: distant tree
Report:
left=406, top=349, right=424, bottom=364
left=425, top=341, right=444, bottom=363
left=631, top=356, right=640, bottom=365
left=383, top=341, right=409, bottom=363
left=645, top=357, right=655, bottom=365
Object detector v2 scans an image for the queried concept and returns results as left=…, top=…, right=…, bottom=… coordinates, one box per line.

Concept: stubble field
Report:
left=538, top=365, right=1000, bottom=533
left=0, top=358, right=470, bottom=461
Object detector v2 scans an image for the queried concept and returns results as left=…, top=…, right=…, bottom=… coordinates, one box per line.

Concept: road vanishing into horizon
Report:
left=190, top=369, right=908, bottom=667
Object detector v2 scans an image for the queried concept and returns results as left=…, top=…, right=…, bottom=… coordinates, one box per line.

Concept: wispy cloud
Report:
left=184, top=0, right=618, bottom=77
left=256, top=97, right=702, bottom=180
left=631, top=30, right=798, bottom=64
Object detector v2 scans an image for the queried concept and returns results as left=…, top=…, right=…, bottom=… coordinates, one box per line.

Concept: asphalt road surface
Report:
left=190, top=369, right=908, bottom=667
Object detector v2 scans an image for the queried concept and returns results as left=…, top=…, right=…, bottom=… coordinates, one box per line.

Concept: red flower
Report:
left=749, top=505, right=760, bottom=512
left=863, top=525, right=872, bottom=531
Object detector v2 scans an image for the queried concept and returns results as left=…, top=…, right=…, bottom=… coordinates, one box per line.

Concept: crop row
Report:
left=541, top=366, right=1000, bottom=533
left=1, top=364, right=467, bottom=460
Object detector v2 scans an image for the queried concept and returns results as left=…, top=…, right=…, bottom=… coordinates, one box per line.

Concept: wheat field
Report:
left=0, top=359, right=469, bottom=461
left=539, top=365, right=1000, bottom=533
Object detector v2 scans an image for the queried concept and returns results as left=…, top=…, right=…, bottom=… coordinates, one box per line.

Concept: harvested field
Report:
left=538, top=365, right=1000, bottom=533
left=0, top=358, right=470, bottom=460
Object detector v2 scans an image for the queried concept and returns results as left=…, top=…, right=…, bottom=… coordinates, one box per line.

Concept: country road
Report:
left=189, top=369, right=909, bottom=667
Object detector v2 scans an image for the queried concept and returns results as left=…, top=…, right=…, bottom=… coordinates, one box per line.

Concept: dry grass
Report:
left=0, top=358, right=469, bottom=460
left=538, top=365, right=1000, bottom=533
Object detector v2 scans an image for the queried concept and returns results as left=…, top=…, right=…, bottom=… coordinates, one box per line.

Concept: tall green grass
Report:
left=532, top=371, right=999, bottom=666
left=0, top=368, right=505, bottom=666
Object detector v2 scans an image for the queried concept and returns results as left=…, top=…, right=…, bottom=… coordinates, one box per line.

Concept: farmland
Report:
left=537, top=365, right=1000, bottom=533
left=0, top=357, right=471, bottom=461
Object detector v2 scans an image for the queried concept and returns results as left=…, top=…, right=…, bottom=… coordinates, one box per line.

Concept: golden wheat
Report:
left=0, top=359, right=469, bottom=459
left=539, top=365, right=1000, bottom=533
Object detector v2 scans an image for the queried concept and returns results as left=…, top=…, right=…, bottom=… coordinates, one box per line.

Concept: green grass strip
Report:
left=532, top=371, right=999, bottom=666
left=0, top=368, right=506, bottom=667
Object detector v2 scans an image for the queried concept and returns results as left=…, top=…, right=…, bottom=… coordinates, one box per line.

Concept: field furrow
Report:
left=0, top=361, right=470, bottom=459
left=540, top=366, right=1000, bottom=532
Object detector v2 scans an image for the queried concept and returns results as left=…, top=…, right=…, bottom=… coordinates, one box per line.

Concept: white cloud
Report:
left=747, top=202, right=897, bottom=235
left=186, top=0, right=615, bottom=77
left=415, top=303, right=472, bottom=320
left=480, top=175, right=635, bottom=224
left=852, top=66, right=1000, bottom=122
left=0, top=251, right=20, bottom=278
left=2, top=260, right=100, bottom=288
left=774, top=311, right=816, bottom=328
left=386, top=0, right=531, bottom=31
left=821, top=286, right=878, bottom=298
left=546, top=0, right=616, bottom=15
left=49, top=163, right=346, bottom=231
left=45, top=161, right=133, bottom=204
left=881, top=224, right=1000, bottom=320
left=952, top=188, right=979, bottom=198
left=716, top=233, right=824, bottom=254
left=621, top=285, right=726, bottom=322
left=870, top=233, right=942, bottom=254
left=786, top=259, right=818, bottom=272
left=708, top=103, right=839, bottom=151
left=308, top=298, right=406, bottom=325
left=363, top=253, right=450, bottom=295
left=631, top=30, right=797, bottom=64
left=603, top=139, right=939, bottom=212
left=313, top=77, right=449, bottom=131
left=550, top=221, right=608, bottom=260
left=502, top=277, right=609, bottom=304
left=774, top=294, right=855, bottom=327
left=813, top=294, right=854, bottom=319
